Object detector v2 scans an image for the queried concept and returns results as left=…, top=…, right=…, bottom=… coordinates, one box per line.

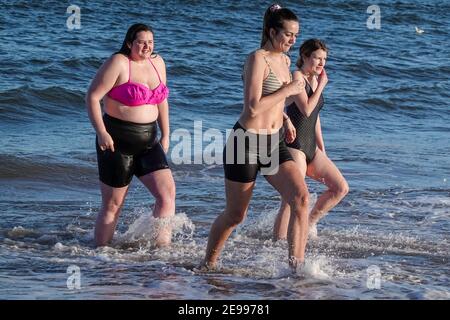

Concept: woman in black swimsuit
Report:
left=274, top=39, right=349, bottom=240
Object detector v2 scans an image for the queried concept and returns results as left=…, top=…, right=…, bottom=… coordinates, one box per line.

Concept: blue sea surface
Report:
left=0, top=0, right=448, bottom=299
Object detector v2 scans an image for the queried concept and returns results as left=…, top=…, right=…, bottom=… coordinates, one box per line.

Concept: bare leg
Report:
left=265, top=160, right=309, bottom=267
left=139, top=168, right=176, bottom=247
left=95, top=182, right=129, bottom=247
left=273, top=148, right=307, bottom=241
left=203, top=179, right=255, bottom=268
left=306, top=149, right=349, bottom=227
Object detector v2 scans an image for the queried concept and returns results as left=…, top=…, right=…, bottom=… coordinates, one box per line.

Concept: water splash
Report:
left=117, top=211, right=195, bottom=248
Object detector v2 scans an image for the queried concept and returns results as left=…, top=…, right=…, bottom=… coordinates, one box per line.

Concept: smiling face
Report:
left=302, top=49, right=327, bottom=75
left=128, top=30, right=154, bottom=60
left=270, top=20, right=299, bottom=53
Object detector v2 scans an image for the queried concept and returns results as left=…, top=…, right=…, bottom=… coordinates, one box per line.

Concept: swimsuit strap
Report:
left=262, top=55, right=272, bottom=71
left=127, top=56, right=131, bottom=83
left=148, top=57, right=162, bottom=82
left=284, top=55, right=292, bottom=81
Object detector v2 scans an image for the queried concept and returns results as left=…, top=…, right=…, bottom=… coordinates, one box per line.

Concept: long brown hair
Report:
left=116, top=23, right=154, bottom=57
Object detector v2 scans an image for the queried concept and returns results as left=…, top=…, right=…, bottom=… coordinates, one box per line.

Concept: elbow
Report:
left=248, top=103, right=259, bottom=118
left=85, top=93, right=91, bottom=107
left=304, top=105, right=315, bottom=117
left=85, top=91, right=100, bottom=108
left=85, top=89, right=93, bottom=106
left=301, top=108, right=312, bottom=117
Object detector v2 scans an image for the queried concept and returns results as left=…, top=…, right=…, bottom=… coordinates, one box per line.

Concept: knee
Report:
left=102, top=198, right=124, bottom=215
left=334, top=180, right=349, bottom=199
left=290, top=190, right=310, bottom=210
left=224, top=209, right=247, bottom=226
left=154, top=182, right=176, bottom=205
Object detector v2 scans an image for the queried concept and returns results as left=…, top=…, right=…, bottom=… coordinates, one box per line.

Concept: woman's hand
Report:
left=97, top=130, right=115, bottom=152
left=318, top=68, right=328, bottom=87
left=284, top=78, right=305, bottom=97
left=283, top=117, right=296, bottom=144
left=160, top=135, right=170, bottom=153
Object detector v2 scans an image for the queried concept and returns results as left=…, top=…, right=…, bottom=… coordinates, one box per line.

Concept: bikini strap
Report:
left=262, top=55, right=271, bottom=70
left=148, top=57, right=162, bottom=82
left=127, top=56, right=131, bottom=83
left=284, top=54, right=290, bottom=67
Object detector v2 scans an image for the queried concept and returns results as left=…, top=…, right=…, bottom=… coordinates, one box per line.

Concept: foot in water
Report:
left=289, top=256, right=305, bottom=275
left=193, top=260, right=219, bottom=273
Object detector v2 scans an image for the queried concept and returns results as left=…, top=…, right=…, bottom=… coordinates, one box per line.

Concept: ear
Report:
left=127, top=42, right=132, bottom=50
left=269, top=28, right=277, bottom=39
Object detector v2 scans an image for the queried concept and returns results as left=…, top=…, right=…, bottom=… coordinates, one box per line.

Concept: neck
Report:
left=300, top=66, right=313, bottom=78
left=262, top=41, right=283, bottom=55
left=129, top=53, right=147, bottom=64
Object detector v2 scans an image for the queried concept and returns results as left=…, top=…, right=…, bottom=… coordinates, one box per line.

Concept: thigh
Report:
left=135, top=142, right=170, bottom=177
left=306, top=149, right=346, bottom=188
left=100, top=181, right=130, bottom=207
left=138, top=168, right=175, bottom=198
left=223, top=134, right=259, bottom=183
left=264, top=160, right=308, bottom=201
left=224, top=178, right=256, bottom=215
left=288, top=147, right=308, bottom=178
left=96, top=137, right=134, bottom=188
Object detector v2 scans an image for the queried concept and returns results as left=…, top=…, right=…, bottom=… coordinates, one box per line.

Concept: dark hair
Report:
left=260, top=3, right=299, bottom=48
left=296, top=38, right=328, bottom=69
left=116, top=23, right=154, bottom=56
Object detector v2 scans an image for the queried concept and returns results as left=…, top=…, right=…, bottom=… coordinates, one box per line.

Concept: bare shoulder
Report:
left=253, top=49, right=267, bottom=60
left=246, top=49, right=266, bottom=66
left=109, top=53, right=128, bottom=66
left=150, top=54, right=166, bottom=68
left=284, top=53, right=291, bottom=66
left=292, top=70, right=304, bottom=80
left=95, top=53, right=127, bottom=76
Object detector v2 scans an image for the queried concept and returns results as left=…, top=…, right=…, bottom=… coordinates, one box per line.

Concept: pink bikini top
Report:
left=107, top=57, right=169, bottom=107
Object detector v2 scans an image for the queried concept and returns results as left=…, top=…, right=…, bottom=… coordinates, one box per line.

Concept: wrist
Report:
left=282, top=86, right=291, bottom=97
left=96, top=128, right=108, bottom=136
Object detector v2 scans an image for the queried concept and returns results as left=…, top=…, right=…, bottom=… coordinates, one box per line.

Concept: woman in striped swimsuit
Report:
left=203, top=4, right=309, bottom=271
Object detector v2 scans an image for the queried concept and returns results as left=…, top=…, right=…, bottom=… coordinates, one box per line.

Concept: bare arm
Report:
left=244, top=52, right=302, bottom=118
left=154, top=55, right=170, bottom=152
left=292, top=69, right=327, bottom=117
left=316, top=115, right=325, bottom=154
left=283, top=112, right=296, bottom=143
left=85, top=54, right=124, bottom=151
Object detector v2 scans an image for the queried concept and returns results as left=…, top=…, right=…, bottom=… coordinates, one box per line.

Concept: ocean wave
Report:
left=0, top=86, right=85, bottom=122
left=61, top=56, right=107, bottom=69
left=0, top=154, right=96, bottom=185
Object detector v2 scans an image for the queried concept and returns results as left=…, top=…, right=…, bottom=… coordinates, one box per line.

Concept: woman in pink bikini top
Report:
left=107, top=56, right=169, bottom=107
left=86, top=23, right=175, bottom=249
left=87, top=23, right=171, bottom=152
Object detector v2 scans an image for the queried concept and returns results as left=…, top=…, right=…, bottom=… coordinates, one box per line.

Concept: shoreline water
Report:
left=0, top=0, right=449, bottom=299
